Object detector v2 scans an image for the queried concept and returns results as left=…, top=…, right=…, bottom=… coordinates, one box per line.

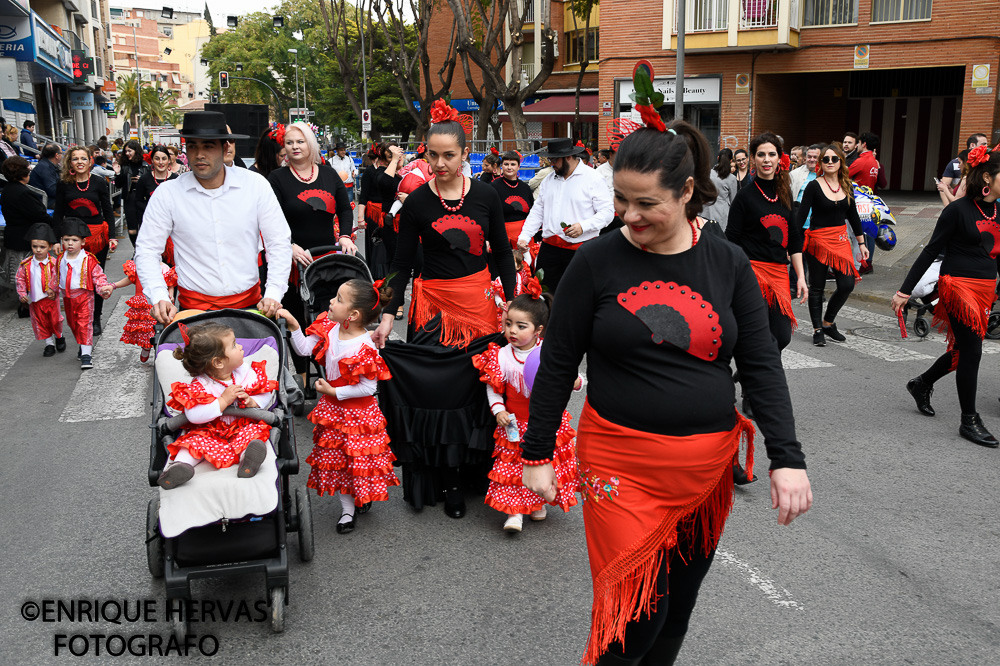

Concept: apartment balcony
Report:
left=666, top=0, right=801, bottom=52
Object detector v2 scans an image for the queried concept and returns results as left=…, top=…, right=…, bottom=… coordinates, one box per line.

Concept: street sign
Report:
left=361, top=108, right=371, bottom=132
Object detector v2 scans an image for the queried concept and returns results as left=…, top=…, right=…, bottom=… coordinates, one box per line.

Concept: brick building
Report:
left=599, top=0, right=1000, bottom=191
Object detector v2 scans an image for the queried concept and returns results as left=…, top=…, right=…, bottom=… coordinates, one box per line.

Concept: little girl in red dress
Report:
left=158, top=322, right=277, bottom=490
left=108, top=259, right=176, bottom=362
left=278, top=278, right=400, bottom=534
left=472, top=283, right=581, bottom=533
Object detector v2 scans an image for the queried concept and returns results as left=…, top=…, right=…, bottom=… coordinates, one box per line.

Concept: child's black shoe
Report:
left=80, top=354, right=93, bottom=370
left=55, top=337, right=66, bottom=352
left=43, top=345, right=56, bottom=357
left=157, top=462, right=195, bottom=490
left=237, top=440, right=267, bottom=478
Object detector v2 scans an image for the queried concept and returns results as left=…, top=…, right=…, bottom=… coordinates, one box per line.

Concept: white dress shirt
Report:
left=134, top=166, right=292, bottom=305
left=58, top=252, right=85, bottom=292
left=595, top=161, right=614, bottom=192
left=28, top=257, right=51, bottom=302
left=518, top=159, right=615, bottom=246
left=327, top=154, right=357, bottom=184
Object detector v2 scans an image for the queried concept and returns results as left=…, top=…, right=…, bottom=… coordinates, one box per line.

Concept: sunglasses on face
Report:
left=821, top=156, right=841, bottom=164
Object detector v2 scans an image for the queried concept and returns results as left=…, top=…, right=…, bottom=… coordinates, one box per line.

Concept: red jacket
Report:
left=849, top=151, right=880, bottom=190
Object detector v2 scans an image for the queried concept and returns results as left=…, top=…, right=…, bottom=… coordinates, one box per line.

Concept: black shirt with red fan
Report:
left=725, top=176, right=803, bottom=264
left=491, top=177, right=534, bottom=226
left=385, top=178, right=517, bottom=314
left=900, top=196, right=1000, bottom=294
left=53, top=175, right=114, bottom=230
left=521, top=229, right=806, bottom=471
left=268, top=164, right=353, bottom=250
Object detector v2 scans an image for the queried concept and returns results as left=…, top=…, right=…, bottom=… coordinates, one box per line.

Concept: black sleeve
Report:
left=385, top=202, right=420, bottom=313
left=846, top=195, right=863, bottom=237
left=376, top=171, right=398, bottom=204
left=900, top=204, right=957, bottom=294
left=786, top=204, right=803, bottom=256
left=730, top=256, right=806, bottom=469
left=795, top=180, right=816, bottom=232
left=98, top=179, right=114, bottom=226
left=724, top=191, right=747, bottom=246
left=134, top=176, right=150, bottom=220
left=267, top=170, right=285, bottom=207
left=487, top=188, right=516, bottom=300
left=21, top=186, right=54, bottom=227
left=52, top=181, right=66, bottom=225
left=334, top=177, right=352, bottom=238
left=114, top=168, right=127, bottom=191
left=522, top=252, right=596, bottom=460
left=358, top=169, right=373, bottom=206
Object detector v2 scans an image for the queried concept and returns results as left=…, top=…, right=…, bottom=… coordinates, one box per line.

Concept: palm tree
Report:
left=115, top=73, right=166, bottom=128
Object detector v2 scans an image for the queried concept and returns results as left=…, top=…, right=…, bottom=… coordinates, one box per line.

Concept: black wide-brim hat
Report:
left=59, top=217, right=91, bottom=239
left=178, top=111, right=248, bottom=140
left=537, top=138, right=587, bottom=159
left=24, top=222, right=58, bottom=244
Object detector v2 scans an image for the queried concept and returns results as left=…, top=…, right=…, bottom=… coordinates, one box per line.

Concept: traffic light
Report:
left=219, top=71, right=229, bottom=89
left=211, top=92, right=219, bottom=104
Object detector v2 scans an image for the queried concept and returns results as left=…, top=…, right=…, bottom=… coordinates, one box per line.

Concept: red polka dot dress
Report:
left=167, top=360, right=278, bottom=469
left=290, top=313, right=400, bottom=506
left=471, top=342, right=580, bottom=515
left=120, top=260, right=176, bottom=350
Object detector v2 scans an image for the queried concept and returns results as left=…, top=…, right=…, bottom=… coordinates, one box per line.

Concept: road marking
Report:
left=59, top=297, right=151, bottom=423
left=837, top=304, right=899, bottom=328
left=716, top=549, right=804, bottom=611
left=794, top=326, right=933, bottom=362
left=782, top=349, right=833, bottom=370
left=0, top=310, right=39, bottom=384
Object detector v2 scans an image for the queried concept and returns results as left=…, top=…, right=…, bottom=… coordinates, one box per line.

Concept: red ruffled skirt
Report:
left=169, top=417, right=273, bottom=469
left=306, top=394, right=400, bottom=505
left=120, top=293, right=155, bottom=349
left=485, top=414, right=580, bottom=515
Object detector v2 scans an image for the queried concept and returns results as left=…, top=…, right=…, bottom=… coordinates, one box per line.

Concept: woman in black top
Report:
left=796, top=144, right=868, bottom=346
left=371, top=101, right=516, bottom=518
left=249, top=124, right=285, bottom=179
left=54, top=146, right=115, bottom=331
left=269, top=122, right=355, bottom=373
left=491, top=150, right=534, bottom=249
left=733, top=148, right=750, bottom=190
left=114, top=140, right=149, bottom=246
left=358, top=143, right=397, bottom=279
left=133, top=145, right=178, bottom=229
left=1, top=157, right=54, bottom=252
left=478, top=152, right=500, bottom=183
left=522, top=120, right=811, bottom=666
left=893, top=147, right=1000, bottom=448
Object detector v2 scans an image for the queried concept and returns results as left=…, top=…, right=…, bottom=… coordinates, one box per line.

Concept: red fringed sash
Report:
left=934, top=275, right=995, bottom=344
left=576, top=401, right=754, bottom=665
left=749, top=260, right=797, bottom=329
left=410, top=267, right=497, bottom=348
left=804, top=226, right=859, bottom=279
left=364, top=201, right=384, bottom=228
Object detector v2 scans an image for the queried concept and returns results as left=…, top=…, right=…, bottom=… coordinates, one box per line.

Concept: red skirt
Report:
left=804, top=226, right=859, bottom=279
left=934, top=275, right=996, bottom=345
left=169, top=417, right=273, bottom=469
left=750, top=260, right=797, bottom=329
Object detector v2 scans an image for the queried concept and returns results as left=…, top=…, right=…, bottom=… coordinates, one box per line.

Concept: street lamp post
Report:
left=132, top=25, right=142, bottom=142
left=288, top=48, right=299, bottom=123
left=301, top=68, right=307, bottom=118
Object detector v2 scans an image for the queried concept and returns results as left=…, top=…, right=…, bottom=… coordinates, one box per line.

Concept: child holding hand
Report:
left=57, top=218, right=113, bottom=370
left=472, top=280, right=582, bottom=533
left=277, top=278, right=399, bottom=534
left=108, top=259, right=176, bottom=362
left=158, top=322, right=277, bottom=490
left=15, top=223, right=65, bottom=356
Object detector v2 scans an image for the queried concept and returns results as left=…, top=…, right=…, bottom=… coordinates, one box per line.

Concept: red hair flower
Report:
left=968, top=145, right=991, bottom=168
left=429, top=99, right=460, bottom=124
left=636, top=104, right=667, bottom=132
left=778, top=154, right=791, bottom=172
left=490, top=146, right=500, bottom=156
left=522, top=276, right=543, bottom=300
left=268, top=122, right=285, bottom=145
left=178, top=322, right=190, bottom=346
left=416, top=142, right=425, bottom=153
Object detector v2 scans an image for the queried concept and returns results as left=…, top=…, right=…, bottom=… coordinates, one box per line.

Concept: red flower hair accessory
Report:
left=178, top=322, right=190, bottom=346
left=515, top=150, right=523, bottom=160
left=416, top=142, right=426, bottom=154
left=778, top=154, right=791, bottom=172
left=968, top=145, right=991, bottom=168
left=429, top=99, right=460, bottom=124
left=490, top=146, right=500, bottom=156
left=522, top=275, right=543, bottom=300
left=268, top=122, right=286, bottom=145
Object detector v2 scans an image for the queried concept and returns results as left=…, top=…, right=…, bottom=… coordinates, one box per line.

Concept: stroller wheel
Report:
left=296, top=489, right=314, bottom=562
left=146, top=498, right=164, bottom=578
left=987, top=312, right=1000, bottom=340
left=270, top=587, right=286, bottom=633
left=913, top=317, right=930, bottom=338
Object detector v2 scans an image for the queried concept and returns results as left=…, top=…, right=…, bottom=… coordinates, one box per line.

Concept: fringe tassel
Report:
left=411, top=290, right=495, bottom=349
left=754, top=271, right=798, bottom=331
left=936, top=275, right=992, bottom=341
left=805, top=237, right=859, bottom=280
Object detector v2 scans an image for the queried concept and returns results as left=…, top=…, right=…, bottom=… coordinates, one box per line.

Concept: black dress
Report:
left=359, top=165, right=389, bottom=278
left=133, top=171, right=178, bottom=227
left=1, top=182, right=54, bottom=252
left=115, top=160, right=150, bottom=235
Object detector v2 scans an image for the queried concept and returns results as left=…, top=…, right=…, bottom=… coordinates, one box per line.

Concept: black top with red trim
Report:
left=521, top=229, right=806, bottom=471
left=900, top=197, right=1000, bottom=294
left=725, top=176, right=802, bottom=264
left=795, top=179, right=863, bottom=235
left=385, top=178, right=518, bottom=313
left=358, top=165, right=384, bottom=206
left=53, top=176, right=114, bottom=229
left=491, top=177, right=534, bottom=225
left=268, top=164, right=352, bottom=249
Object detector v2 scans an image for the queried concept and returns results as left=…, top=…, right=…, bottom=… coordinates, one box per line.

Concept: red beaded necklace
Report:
left=290, top=162, right=315, bottom=182
left=501, top=176, right=519, bottom=189
left=755, top=179, right=778, bottom=203
left=435, top=176, right=467, bottom=212
left=153, top=171, right=169, bottom=186
left=639, top=218, right=699, bottom=252
left=975, top=199, right=998, bottom=221
left=75, top=177, right=90, bottom=192
left=823, top=176, right=841, bottom=194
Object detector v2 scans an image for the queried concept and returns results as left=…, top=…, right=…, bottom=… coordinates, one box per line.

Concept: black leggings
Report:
left=804, top=251, right=854, bottom=330
left=606, top=543, right=716, bottom=660
left=920, top=316, right=983, bottom=414
left=768, top=303, right=792, bottom=351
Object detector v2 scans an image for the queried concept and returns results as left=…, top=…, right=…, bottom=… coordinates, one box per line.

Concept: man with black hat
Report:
left=134, top=111, right=292, bottom=323
left=328, top=141, right=357, bottom=205
left=516, top=138, right=614, bottom=293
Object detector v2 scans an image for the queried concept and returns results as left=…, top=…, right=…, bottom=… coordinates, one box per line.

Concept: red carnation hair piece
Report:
left=968, top=145, right=991, bottom=168
left=429, top=99, right=460, bottom=124
left=522, top=275, right=543, bottom=300
left=416, top=142, right=426, bottom=154
left=490, top=146, right=500, bottom=156
left=778, top=154, right=791, bottom=172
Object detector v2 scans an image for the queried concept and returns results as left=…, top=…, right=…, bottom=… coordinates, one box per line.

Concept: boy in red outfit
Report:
left=58, top=218, right=113, bottom=370
left=15, top=223, right=65, bottom=356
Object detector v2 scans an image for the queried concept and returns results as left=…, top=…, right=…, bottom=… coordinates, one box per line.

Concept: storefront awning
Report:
left=499, top=93, right=598, bottom=123
left=2, top=99, right=36, bottom=114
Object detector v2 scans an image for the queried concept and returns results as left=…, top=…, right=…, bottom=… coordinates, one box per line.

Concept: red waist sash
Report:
left=934, top=275, right=996, bottom=343
left=83, top=222, right=109, bottom=255
left=543, top=234, right=582, bottom=251
left=410, top=267, right=496, bottom=348
left=177, top=282, right=261, bottom=311
left=804, top=226, right=859, bottom=279
left=364, top=201, right=384, bottom=228
left=749, top=260, right=797, bottom=329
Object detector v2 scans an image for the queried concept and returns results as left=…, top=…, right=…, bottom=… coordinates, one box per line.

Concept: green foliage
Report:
left=115, top=73, right=174, bottom=126
left=630, top=65, right=664, bottom=109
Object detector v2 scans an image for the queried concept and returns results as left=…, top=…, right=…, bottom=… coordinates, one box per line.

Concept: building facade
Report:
left=599, top=0, right=1000, bottom=191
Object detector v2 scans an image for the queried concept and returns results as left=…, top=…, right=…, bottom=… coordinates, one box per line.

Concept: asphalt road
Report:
left=1, top=248, right=999, bottom=665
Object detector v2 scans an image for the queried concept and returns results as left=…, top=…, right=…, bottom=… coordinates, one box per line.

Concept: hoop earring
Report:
left=342, top=319, right=350, bottom=329
left=984, top=185, right=991, bottom=198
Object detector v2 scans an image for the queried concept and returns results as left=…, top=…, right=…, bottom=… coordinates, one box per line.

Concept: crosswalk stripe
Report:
left=836, top=304, right=900, bottom=327
left=0, top=310, right=38, bottom=384
left=59, top=296, right=151, bottom=423
left=782, top=349, right=833, bottom=370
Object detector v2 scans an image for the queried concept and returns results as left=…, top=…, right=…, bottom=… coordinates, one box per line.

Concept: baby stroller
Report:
left=298, top=246, right=373, bottom=399
left=901, top=258, right=941, bottom=338
left=145, top=309, right=313, bottom=638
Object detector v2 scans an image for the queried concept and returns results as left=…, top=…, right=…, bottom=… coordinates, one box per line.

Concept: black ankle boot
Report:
left=733, top=463, right=756, bottom=485
left=444, top=487, right=466, bottom=518
left=639, top=635, right=685, bottom=666
left=959, top=413, right=999, bottom=448
left=906, top=377, right=935, bottom=417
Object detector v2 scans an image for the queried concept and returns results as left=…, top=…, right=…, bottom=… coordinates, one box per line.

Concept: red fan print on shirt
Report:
left=68, top=198, right=100, bottom=217
left=504, top=195, right=530, bottom=214
left=618, top=281, right=722, bottom=362
left=298, top=189, right=338, bottom=214
left=976, top=218, right=1000, bottom=258
left=761, top=213, right=788, bottom=249
left=432, top=214, right=485, bottom=255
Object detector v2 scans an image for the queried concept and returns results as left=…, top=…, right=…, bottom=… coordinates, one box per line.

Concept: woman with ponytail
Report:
left=522, top=113, right=810, bottom=665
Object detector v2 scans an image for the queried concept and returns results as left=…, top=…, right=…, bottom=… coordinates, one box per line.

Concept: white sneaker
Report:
left=529, top=506, right=547, bottom=521
left=503, top=514, right=523, bottom=532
